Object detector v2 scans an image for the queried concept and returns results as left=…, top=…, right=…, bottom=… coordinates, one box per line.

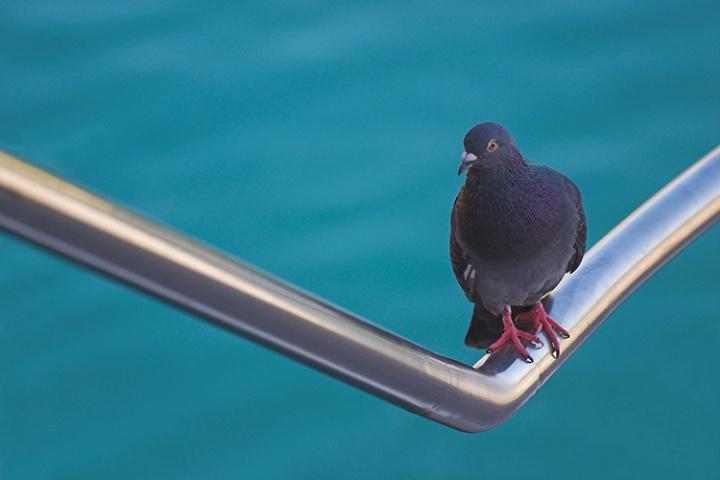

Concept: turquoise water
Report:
left=1, top=1, right=719, bottom=478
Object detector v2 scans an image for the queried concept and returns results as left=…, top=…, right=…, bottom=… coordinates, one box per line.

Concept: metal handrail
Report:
left=1, top=146, right=718, bottom=432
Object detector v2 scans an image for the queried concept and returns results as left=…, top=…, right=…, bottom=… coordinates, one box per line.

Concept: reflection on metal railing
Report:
left=1, top=146, right=718, bottom=433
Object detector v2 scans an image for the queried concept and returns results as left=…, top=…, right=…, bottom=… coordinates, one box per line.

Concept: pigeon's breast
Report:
left=455, top=177, right=579, bottom=314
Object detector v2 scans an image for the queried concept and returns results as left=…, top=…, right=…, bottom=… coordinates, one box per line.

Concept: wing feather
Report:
left=450, top=194, right=476, bottom=302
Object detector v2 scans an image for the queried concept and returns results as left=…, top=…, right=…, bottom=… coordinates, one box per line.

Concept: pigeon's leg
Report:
left=486, top=305, right=543, bottom=363
left=515, top=301, right=570, bottom=359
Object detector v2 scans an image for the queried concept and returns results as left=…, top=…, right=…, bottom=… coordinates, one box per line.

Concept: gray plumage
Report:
left=450, top=122, right=586, bottom=360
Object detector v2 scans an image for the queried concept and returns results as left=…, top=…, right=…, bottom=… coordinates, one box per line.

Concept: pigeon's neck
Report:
left=459, top=159, right=562, bottom=252
left=465, top=156, right=533, bottom=197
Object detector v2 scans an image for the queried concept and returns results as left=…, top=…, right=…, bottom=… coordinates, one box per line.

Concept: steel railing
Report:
left=1, top=146, right=718, bottom=432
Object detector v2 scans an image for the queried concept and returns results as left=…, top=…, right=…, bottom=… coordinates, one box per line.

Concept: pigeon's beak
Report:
left=458, top=152, right=478, bottom=175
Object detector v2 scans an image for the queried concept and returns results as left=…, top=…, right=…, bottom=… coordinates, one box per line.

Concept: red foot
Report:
left=515, top=301, right=570, bottom=359
left=486, top=306, right=543, bottom=363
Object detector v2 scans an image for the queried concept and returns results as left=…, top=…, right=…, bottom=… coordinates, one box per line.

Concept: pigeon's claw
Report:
left=486, top=306, right=543, bottom=363
left=515, top=301, right=570, bottom=358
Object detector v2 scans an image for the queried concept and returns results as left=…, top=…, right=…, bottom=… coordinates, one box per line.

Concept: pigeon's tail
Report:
left=464, top=303, right=503, bottom=349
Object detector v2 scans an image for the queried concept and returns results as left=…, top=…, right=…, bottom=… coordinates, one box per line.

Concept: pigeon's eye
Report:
left=487, top=140, right=498, bottom=152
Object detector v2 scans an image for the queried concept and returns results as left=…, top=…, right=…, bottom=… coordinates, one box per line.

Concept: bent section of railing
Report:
left=0, top=146, right=718, bottom=433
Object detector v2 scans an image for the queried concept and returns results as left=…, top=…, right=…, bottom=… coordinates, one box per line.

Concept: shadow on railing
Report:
left=1, top=146, right=718, bottom=432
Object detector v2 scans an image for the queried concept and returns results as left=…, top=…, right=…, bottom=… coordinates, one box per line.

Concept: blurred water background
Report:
left=1, top=1, right=719, bottom=478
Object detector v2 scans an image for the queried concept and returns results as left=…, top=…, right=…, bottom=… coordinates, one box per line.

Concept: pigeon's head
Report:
left=458, top=122, right=519, bottom=175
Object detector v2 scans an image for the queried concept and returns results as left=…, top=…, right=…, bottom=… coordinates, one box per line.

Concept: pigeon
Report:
left=450, top=122, right=586, bottom=363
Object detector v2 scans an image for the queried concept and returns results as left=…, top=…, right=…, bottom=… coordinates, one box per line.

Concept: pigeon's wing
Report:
left=564, top=176, right=587, bottom=273
left=450, top=194, right=476, bottom=302
left=534, top=164, right=587, bottom=274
